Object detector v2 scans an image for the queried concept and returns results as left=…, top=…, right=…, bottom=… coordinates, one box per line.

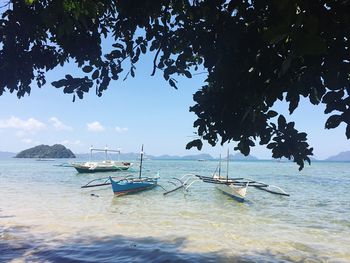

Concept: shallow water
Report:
left=0, top=159, right=349, bottom=262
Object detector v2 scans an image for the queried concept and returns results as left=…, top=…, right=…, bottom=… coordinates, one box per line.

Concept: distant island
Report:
left=74, top=152, right=257, bottom=161
left=15, top=144, right=76, bottom=158
left=154, top=153, right=214, bottom=160
left=2, top=147, right=349, bottom=161
left=326, top=151, right=350, bottom=161
left=0, top=151, right=15, bottom=158
left=229, top=153, right=258, bottom=161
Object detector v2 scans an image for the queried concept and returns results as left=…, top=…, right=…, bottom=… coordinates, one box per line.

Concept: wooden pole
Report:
left=139, top=144, right=144, bottom=179
left=226, top=149, right=229, bottom=181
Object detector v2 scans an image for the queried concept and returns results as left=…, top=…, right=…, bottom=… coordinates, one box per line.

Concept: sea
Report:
left=0, top=158, right=349, bottom=262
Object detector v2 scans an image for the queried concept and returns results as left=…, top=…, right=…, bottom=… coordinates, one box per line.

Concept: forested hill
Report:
left=15, top=144, right=76, bottom=158
left=326, top=151, right=350, bottom=161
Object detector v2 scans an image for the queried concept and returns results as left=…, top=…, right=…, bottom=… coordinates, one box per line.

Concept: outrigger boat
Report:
left=163, top=150, right=289, bottom=201
left=197, top=151, right=249, bottom=202
left=72, top=147, right=132, bottom=173
left=195, top=150, right=289, bottom=201
left=81, top=145, right=158, bottom=196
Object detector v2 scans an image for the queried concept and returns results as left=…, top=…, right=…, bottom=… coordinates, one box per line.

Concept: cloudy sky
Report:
left=0, top=51, right=349, bottom=159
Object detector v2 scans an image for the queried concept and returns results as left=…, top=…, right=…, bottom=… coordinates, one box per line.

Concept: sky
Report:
left=0, top=43, right=349, bottom=160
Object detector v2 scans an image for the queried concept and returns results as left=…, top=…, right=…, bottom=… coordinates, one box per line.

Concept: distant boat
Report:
left=109, top=145, right=158, bottom=196
left=53, top=162, right=73, bottom=167
left=71, top=147, right=132, bottom=173
left=36, top=158, right=55, bottom=161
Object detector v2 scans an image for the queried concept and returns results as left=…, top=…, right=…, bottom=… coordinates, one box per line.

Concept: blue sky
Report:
left=0, top=46, right=349, bottom=159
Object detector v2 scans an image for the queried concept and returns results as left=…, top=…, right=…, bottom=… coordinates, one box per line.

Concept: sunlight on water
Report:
left=1, top=159, right=350, bottom=262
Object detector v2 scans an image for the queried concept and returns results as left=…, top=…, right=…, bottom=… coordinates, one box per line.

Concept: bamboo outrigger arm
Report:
left=81, top=175, right=133, bottom=188
left=163, top=174, right=200, bottom=195
left=252, top=184, right=290, bottom=196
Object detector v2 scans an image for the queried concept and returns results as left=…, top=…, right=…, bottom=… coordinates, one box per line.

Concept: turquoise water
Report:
left=1, top=159, right=349, bottom=262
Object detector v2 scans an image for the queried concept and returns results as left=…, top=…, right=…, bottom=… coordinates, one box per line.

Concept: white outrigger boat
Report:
left=72, top=147, right=132, bottom=173
left=196, top=151, right=289, bottom=201
left=195, top=151, right=249, bottom=201
left=163, top=150, right=289, bottom=202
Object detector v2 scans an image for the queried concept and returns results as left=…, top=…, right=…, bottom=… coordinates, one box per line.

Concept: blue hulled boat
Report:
left=109, top=177, right=158, bottom=196
left=109, top=145, right=158, bottom=196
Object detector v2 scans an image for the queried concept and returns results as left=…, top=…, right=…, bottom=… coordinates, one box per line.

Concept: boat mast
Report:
left=117, top=148, right=121, bottom=161
left=89, top=146, right=93, bottom=162
left=139, top=144, right=144, bottom=179
left=104, top=146, right=108, bottom=161
left=218, top=154, right=221, bottom=177
left=226, top=149, right=229, bottom=182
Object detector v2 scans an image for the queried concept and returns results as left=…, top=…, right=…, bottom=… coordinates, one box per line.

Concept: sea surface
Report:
left=0, top=158, right=349, bottom=262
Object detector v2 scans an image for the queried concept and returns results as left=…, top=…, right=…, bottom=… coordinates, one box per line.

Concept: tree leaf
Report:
left=112, top=43, right=124, bottom=49
left=82, top=66, right=93, bottom=73
left=267, top=142, right=277, bottom=149
left=278, top=115, right=286, bottom=129
left=186, top=139, right=203, bottom=150
left=92, top=70, right=99, bottom=80
left=267, top=110, right=278, bottom=118
left=169, top=79, right=178, bottom=89
left=325, top=114, right=342, bottom=129
left=184, top=71, right=192, bottom=78
left=51, top=79, right=67, bottom=88
left=346, top=125, right=350, bottom=139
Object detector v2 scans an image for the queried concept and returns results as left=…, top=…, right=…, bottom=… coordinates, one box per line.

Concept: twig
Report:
left=151, top=47, right=161, bottom=76
left=0, top=1, right=10, bottom=9
left=193, top=71, right=207, bottom=76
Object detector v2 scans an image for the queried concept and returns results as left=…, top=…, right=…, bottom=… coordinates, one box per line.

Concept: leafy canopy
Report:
left=1, top=0, right=350, bottom=170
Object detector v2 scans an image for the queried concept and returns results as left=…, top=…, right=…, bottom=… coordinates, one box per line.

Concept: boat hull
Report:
left=72, top=162, right=131, bottom=173
left=73, top=166, right=129, bottom=173
left=215, top=184, right=247, bottom=202
left=109, top=177, right=157, bottom=196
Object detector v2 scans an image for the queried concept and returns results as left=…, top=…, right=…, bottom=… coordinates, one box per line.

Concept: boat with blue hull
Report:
left=109, top=145, right=158, bottom=196
left=109, top=177, right=158, bottom=196
left=81, top=145, right=158, bottom=196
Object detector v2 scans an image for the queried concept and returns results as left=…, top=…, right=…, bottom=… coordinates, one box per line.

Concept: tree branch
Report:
left=151, top=47, right=161, bottom=76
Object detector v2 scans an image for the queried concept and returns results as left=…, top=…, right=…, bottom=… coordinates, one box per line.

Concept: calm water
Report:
left=0, top=159, right=349, bottom=262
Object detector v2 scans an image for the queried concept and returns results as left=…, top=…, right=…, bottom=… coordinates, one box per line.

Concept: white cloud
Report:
left=0, top=116, right=46, bottom=133
left=21, top=138, right=33, bottom=144
left=115, top=126, right=128, bottom=133
left=21, top=138, right=41, bottom=145
left=60, top=140, right=83, bottom=146
left=49, top=117, right=73, bottom=131
left=15, top=131, right=26, bottom=138
left=87, top=121, right=105, bottom=132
